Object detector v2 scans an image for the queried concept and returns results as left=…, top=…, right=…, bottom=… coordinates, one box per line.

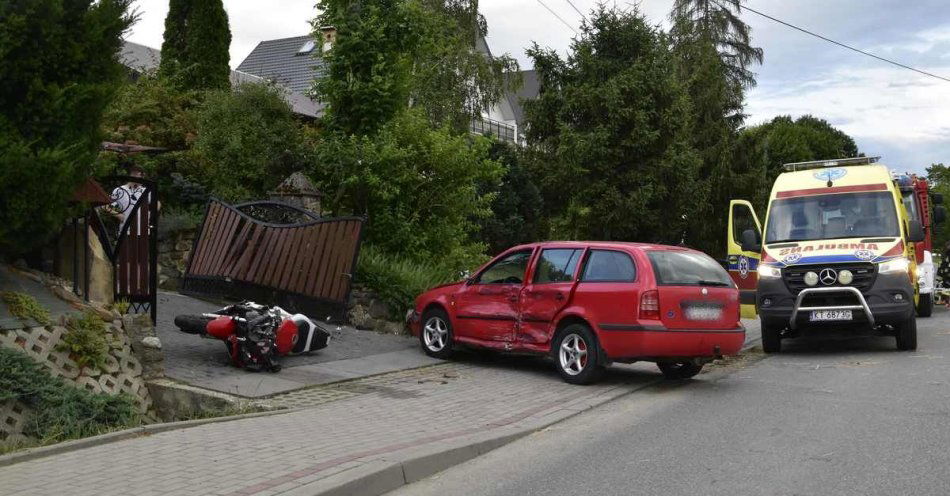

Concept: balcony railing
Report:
left=471, top=116, right=517, bottom=143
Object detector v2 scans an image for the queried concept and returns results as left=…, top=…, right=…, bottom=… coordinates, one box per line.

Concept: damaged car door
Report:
left=454, top=249, right=534, bottom=347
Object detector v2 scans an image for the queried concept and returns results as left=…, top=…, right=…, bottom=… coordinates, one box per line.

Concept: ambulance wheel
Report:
left=896, top=315, right=918, bottom=351
left=761, top=317, right=782, bottom=354
left=917, top=294, right=933, bottom=318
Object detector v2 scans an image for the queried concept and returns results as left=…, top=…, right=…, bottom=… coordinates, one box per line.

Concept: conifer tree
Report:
left=160, top=0, right=232, bottom=90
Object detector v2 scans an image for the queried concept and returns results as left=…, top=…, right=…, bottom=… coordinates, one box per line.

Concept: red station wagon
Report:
left=408, top=242, right=746, bottom=384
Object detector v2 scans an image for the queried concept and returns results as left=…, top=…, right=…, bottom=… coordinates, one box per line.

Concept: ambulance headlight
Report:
left=804, top=271, right=819, bottom=286
left=878, top=258, right=910, bottom=274
left=838, top=270, right=854, bottom=285
left=757, top=265, right=782, bottom=279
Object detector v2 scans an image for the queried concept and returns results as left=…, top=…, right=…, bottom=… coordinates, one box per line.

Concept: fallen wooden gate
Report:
left=181, top=199, right=364, bottom=319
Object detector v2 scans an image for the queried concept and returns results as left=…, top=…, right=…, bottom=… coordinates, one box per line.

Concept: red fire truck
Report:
left=895, top=173, right=946, bottom=316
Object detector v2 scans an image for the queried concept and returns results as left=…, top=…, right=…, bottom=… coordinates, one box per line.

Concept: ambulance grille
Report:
left=782, top=263, right=877, bottom=293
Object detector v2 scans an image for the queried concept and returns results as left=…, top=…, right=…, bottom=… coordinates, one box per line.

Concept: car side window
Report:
left=475, top=251, right=533, bottom=284
left=581, top=250, right=636, bottom=282
left=533, top=249, right=583, bottom=283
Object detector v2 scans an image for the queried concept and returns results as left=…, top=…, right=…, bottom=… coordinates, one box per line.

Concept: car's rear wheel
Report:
left=917, top=293, right=934, bottom=317
left=553, top=324, right=605, bottom=385
left=760, top=317, right=782, bottom=353
left=656, top=361, right=704, bottom=379
left=420, top=308, right=454, bottom=359
left=896, top=314, right=918, bottom=351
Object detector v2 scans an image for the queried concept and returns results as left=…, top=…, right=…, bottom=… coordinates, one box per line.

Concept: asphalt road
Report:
left=388, top=308, right=950, bottom=496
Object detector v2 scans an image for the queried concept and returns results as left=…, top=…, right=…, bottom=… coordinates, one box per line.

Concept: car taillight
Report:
left=640, top=290, right=660, bottom=320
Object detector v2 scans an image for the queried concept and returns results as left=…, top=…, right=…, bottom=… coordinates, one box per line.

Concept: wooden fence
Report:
left=182, top=199, right=364, bottom=318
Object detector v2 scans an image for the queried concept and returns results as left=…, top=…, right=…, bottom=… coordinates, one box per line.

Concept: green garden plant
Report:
left=55, top=311, right=111, bottom=374
left=0, top=347, right=139, bottom=443
left=0, top=291, right=52, bottom=325
left=355, top=244, right=461, bottom=318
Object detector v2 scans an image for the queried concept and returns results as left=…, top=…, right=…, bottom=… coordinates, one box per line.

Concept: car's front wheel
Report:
left=656, top=361, right=704, bottom=379
left=553, top=324, right=605, bottom=385
left=420, top=308, right=454, bottom=359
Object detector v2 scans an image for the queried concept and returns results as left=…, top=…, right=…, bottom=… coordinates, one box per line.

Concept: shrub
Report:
left=312, top=109, right=502, bottom=271
left=55, top=312, right=111, bottom=374
left=158, top=207, right=203, bottom=240
left=0, top=291, right=51, bottom=325
left=355, top=244, right=462, bottom=318
left=0, top=0, right=134, bottom=256
left=194, top=83, right=306, bottom=202
left=0, top=347, right=139, bottom=441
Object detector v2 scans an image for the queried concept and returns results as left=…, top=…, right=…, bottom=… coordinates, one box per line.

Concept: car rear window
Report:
left=646, top=250, right=733, bottom=287
left=581, top=250, right=636, bottom=282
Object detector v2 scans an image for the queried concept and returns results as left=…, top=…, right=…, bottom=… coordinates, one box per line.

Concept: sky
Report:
left=125, top=0, right=950, bottom=174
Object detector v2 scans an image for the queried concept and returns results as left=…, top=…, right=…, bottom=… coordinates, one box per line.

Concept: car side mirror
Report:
left=934, top=206, right=947, bottom=224
left=740, top=229, right=761, bottom=253
left=933, top=193, right=944, bottom=205
left=908, top=220, right=925, bottom=243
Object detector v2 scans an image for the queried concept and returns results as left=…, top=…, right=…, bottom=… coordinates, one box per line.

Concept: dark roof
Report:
left=120, top=40, right=161, bottom=73
left=118, top=40, right=320, bottom=118
left=508, top=69, right=539, bottom=128
left=236, top=35, right=326, bottom=95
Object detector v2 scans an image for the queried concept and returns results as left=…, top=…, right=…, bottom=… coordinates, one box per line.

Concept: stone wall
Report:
left=158, top=228, right=196, bottom=291
left=0, top=313, right=162, bottom=445
left=347, top=285, right=407, bottom=335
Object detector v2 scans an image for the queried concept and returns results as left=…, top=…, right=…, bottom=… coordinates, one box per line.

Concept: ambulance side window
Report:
left=732, top=204, right=757, bottom=245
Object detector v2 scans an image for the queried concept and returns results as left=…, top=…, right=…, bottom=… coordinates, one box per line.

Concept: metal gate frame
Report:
left=87, top=176, right=159, bottom=322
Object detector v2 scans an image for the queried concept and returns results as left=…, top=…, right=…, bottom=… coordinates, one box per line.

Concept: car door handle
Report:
left=554, top=293, right=565, bottom=301
left=508, top=294, right=519, bottom=302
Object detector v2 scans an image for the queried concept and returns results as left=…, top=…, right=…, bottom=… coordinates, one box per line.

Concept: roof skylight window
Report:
left=297, top=40, right=316, bottom=55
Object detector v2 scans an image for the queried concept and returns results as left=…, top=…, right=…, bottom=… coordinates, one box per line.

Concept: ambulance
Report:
left=726, top=157, right=927, bottom=353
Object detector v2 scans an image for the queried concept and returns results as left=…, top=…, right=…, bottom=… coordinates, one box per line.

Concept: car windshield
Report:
left=765, top=192, right=900, bottom=243
left=647, top=251, right=733, bottom=286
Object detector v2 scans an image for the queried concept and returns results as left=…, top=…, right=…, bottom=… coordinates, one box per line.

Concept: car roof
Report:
left=508, top=241, right=698, bottom=252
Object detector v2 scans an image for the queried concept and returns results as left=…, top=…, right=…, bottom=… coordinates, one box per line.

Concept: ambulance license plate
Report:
left=809, top=310, right=852, bottom=321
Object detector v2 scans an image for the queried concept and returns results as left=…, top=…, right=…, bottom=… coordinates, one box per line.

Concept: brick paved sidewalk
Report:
left=0, top=321, right=760, bottom=496
left=0, top=356, right=664, bottom=496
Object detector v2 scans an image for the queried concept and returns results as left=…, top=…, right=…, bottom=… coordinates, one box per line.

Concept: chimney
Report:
left=320, top=26, right=337, bottom=53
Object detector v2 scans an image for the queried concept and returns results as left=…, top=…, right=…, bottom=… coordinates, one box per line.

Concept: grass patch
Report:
left=172, top=403, right=275, bottom=422
left=355, top=245, right=460, bottom=319
left=55, top=311, right=111, bottom=374
left=0, top=347, right=140, bottom=448
left=1, top=291, right=51, bottom=325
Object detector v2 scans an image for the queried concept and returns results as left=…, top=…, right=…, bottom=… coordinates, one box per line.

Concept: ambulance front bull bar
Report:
left=788, top=287, right=874, bottom=329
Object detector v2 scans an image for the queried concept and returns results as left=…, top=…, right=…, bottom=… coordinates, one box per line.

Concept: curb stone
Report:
left=0, top=407, right=297, bottom=468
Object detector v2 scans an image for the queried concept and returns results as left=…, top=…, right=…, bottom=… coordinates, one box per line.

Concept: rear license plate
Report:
left=809, top=310, right=852, bottom=321
left=685, top=307, right=722, bottom=321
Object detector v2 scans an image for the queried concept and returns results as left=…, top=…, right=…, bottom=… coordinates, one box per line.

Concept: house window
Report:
left=297, top=40, right=316, bottom=55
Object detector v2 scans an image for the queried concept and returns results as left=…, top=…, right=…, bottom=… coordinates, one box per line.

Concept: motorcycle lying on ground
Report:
left=174, top=301, right=331, bottom=372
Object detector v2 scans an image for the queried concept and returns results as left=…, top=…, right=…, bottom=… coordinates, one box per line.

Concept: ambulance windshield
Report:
left=765, top=192, right=900, bottom=244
